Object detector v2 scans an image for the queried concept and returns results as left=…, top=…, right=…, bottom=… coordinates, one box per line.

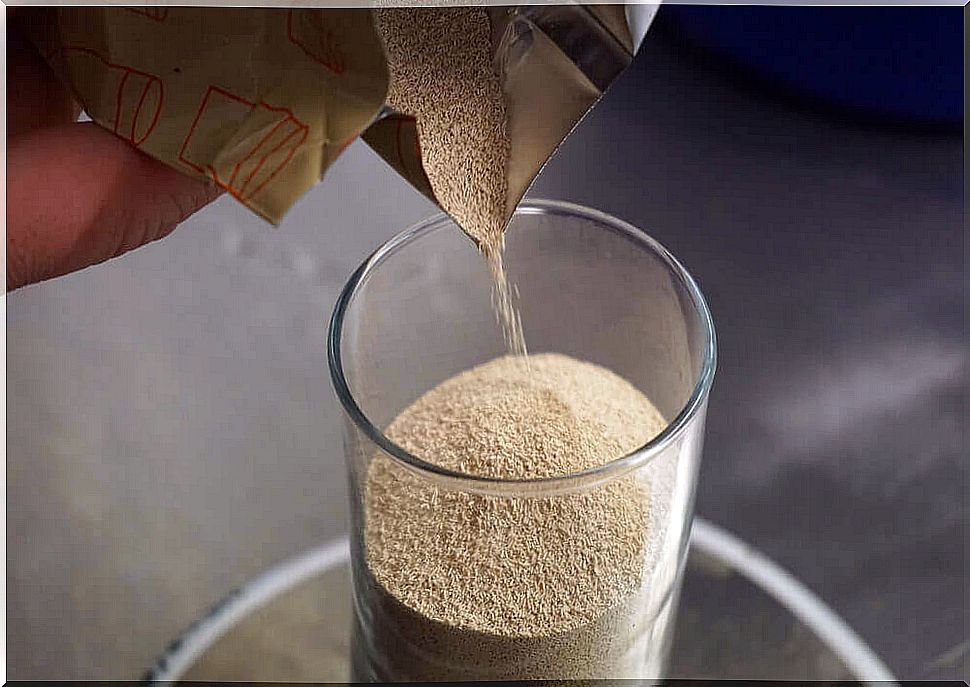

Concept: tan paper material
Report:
left=27, top=7, right=389, bottom=224
left=29, top=6, right=649, bottom=227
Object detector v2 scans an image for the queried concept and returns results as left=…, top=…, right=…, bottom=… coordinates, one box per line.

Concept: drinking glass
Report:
left=328, top=199, right=716, bottom=682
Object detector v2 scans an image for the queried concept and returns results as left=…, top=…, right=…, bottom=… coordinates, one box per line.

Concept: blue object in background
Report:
left=660, top=6, right=963, bottom=127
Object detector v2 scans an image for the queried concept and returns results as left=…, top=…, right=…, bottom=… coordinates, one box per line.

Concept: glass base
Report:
left=147, top=521, right=892, bottom=683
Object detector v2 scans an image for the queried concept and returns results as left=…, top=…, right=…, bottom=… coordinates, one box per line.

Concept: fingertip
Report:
left=8, top=122, right=222, bottom=289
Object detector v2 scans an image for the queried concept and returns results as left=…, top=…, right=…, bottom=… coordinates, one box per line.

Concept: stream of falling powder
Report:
left=484, top=245, right=527, bottom=357
left=375, top=7, right=528, bottom=356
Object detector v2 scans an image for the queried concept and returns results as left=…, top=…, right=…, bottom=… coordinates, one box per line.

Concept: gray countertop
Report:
left=7, top=27, right=966, bottom=680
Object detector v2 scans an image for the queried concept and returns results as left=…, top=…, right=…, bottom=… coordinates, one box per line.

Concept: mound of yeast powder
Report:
left=361, top=354, right=669, bottom=680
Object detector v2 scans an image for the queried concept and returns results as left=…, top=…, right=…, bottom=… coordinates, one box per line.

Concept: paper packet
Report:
left=25, top=7, right=389, bottom=223
left=26, top=5, right=656, bottom=226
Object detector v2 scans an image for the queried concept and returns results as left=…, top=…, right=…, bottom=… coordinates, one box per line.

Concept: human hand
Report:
left=6, top=10, right=223, bottom=291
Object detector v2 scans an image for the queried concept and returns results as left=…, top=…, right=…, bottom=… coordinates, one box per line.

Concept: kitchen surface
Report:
left=6, top=10, right=965, bottom=680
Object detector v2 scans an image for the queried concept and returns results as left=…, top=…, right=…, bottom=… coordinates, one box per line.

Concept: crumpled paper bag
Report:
left=27, top=5, right=655, bottom=227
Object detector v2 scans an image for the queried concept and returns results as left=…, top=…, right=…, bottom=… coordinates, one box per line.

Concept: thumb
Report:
left=7, top=122, right=222, bottom=291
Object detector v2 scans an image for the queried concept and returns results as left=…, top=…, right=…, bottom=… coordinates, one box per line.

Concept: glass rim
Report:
left=328, top=199, right=717, bottom=495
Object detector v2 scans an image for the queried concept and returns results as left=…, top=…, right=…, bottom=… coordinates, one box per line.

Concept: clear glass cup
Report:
left=328, top=199, right=716, bottom=682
